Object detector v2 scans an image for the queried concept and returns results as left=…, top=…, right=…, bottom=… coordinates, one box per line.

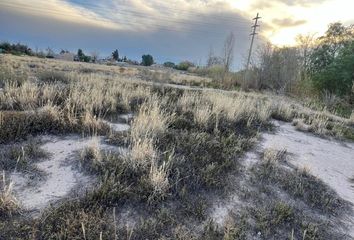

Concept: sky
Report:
left=1, top=0, right=354, bottom=69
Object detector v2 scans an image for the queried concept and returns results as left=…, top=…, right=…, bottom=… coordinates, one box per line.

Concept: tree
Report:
left=112, top=49, right=119, bottom=61
left=91, top=51, right=100, bottom=63
left=256, top=43, right=301, bottom=92
left=82, top=55, right=91, bottom=63
left=309, top=23, right=354, bottom=74
left=308, top=23, right=354, bottom=96
left=311, top=41, right=354, bottom=96
left=296, top=33, right=315, bottom=81
left=222, top=32, right=235, bottom=72
left=206, top=46, right=222, bottom=67
left=141, top=54, right=154, bottom=66
left=46, top=47, right=55, bottom=58
left=77, top=49, right=85, bottom=61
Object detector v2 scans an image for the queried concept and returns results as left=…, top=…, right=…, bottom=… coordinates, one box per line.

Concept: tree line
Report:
left=253, top=22, right=354, bottom=100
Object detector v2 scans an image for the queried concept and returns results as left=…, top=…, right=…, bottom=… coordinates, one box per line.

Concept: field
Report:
left=1, top=54, right=354, bottom=239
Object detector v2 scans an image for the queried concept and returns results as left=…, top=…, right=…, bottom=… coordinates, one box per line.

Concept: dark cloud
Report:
left=272, top=18, right=307, bottom=28
left=0, top=3, right=264, bottom=69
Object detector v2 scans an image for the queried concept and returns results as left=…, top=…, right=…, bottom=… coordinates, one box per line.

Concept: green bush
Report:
left=175, top=61, right=195, bottom=71
left=163, top=61, right=175, bottom=68
left=311, top=41, right=354, bottom=96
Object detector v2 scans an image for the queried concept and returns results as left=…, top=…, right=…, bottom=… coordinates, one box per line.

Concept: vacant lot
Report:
left=1, top=54, right=354, bottom=239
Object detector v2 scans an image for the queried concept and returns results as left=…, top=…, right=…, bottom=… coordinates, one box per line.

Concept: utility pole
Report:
left=246, top=13, right=261, bottom=72
left=244, top=13, right=261, bottom=88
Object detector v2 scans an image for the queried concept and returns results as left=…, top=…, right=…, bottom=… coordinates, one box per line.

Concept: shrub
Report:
left=37, top=71, right=71, bottom=84
left=163, top=62, right=176, bottom=68
left=175, top=61, right=195, bottom=71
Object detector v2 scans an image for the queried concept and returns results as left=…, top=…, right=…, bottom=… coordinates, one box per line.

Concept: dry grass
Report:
left=130, top=97, right=173, bottom=141
left=149, top=160, right=170, bottom=198
left=0, top=54, right=352, bottom=239
left=262, top=148, right=287, bottom=163
left=81, top=140, right=102, bottom=166
left=128, top=137, right=157, bottom=169
left=0, top=171, right=20, bottom=218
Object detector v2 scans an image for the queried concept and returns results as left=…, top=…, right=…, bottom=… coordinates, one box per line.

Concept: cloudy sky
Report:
left=1, top=0, right=353, bottom=69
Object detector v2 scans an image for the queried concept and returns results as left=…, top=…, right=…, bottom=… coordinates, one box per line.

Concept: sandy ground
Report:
left=262, top=121, right=354, bottom=206
left=210, top=120, right=354, bottom=236
left=10, top=120, right=130, bottom=214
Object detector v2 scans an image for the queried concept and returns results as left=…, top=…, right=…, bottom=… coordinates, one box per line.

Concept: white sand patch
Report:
left=118, top=113, right=134, bottom=123
left=103, top=120, right=130, bottom=132
left=211, top=120, right=354, bottom=236
left=260, top=120, right=354, bottom=235
left=210, top=195, right=241, bottom=226
left=262, top=121, right=354, bottom=205
left=103, top=113, right=133, bottom=132
left=10, top=135, right=127, bottom=213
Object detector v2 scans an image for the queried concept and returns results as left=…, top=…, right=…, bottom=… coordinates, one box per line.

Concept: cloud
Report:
left=0, top=0, right=262, bottom=69
left=272, top=18, right=307, bottom=28
left=251, top=0, right=327, bottom=10
left=0, top=0, right=121, bottom=29
left=275, top=0, right=327, bottom=6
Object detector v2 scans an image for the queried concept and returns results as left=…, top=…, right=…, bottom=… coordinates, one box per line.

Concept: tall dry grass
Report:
left=0, top=171, right=20, bottom=217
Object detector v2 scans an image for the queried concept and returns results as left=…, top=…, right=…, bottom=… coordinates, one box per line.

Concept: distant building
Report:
left=54, top=52, right=75, bottom=61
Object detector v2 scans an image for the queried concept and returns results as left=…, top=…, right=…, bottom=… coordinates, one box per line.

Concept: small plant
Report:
left=262, top=148, right=287, bottom=163
left=80, top=140, right=102, bottom=172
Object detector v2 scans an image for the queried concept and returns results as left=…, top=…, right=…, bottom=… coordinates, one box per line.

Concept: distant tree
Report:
left=206, top=46, right=222, bottom=67
left=257, top=43, right=301, bottom=92
left=222, top=32, right=235, bottom=72
left=82, top=55, right=91, bottom=63
left=112, top=49, right=119, bottom=61
left=0, top=42, right=11, bottom=52
left=77, top=49, right=85, bottom=61
left=141, top=54, right=154, bottom=66
left=0, top=42, right=33, bottom=56
left=61, top=49, right=70, bottom=54
left=91, top=51, right=100, bottom=63
left=163, top=61, right=176, bottom=68
left=46, top=47, right=55, bottom=58
left=296, top=33, right=316, bottom=81
left=122, top=56, right=127, bottom=62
